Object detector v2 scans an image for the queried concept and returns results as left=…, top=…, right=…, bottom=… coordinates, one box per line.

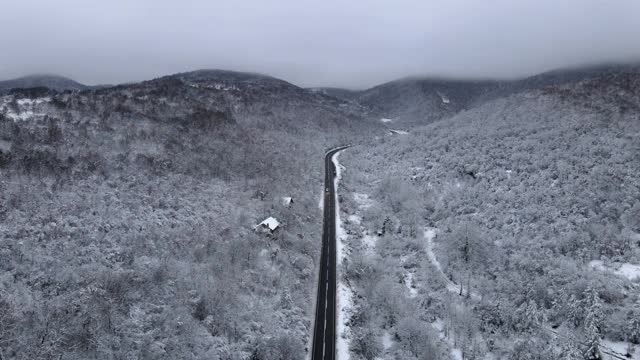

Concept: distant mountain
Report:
left=308, top=87, right=360, bottom=101
left=357, top=78, right=500, bottom=124
left=113, top=69, right=375, bottom=132
left=0, top=74, right=87, bottom=92
left=350, top=62, right=640, bottom=125
left=1, top=68, right=375, bottom=137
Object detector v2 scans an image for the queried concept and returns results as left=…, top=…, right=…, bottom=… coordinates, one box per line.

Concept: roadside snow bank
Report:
left=332, top=150, right=352, bottom=360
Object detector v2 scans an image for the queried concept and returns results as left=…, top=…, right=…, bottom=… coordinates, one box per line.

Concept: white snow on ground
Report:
left=380, top=118, right=393, bottom=123
left=590, top=260, right=640, bottom=281
left=361, top=234, right=377, bottom=255
left=617, top=263, right=640, bottom=280
left=432, top=319, right=464, bottom=360
left=440, top=95, right=450, bottom=104
left=602, top=339, right=639, bottom=360
left=425, top=227, right=457, bottom=294
left=332, top=150, right=353, bottom=360
left=425, top=227, right=480, bottom=299
left=379, top=331, right=393, bottom=359
left=505, top=169, right=512, bottom=179
left=389, top=129, right=409, bottom=135
left=347, top=214, right=361, bottom=225
left=399, top=254, right=418, bottom=297
left=333, top=151, right=346, bottom=263
left=318, top=191, right=324, bottom=210
left=348, top=205, right=376, bottom=255
left=404, top=272, right=417, bottom=297
left=353, top=193, right=374, bottom=209
left=5, top=111, right=36, bottom=121
left=0, top=139, right=11, bottom=153
left=16, top=97, right=50, bottom=105
left=1, top=97, right=50, bottom=122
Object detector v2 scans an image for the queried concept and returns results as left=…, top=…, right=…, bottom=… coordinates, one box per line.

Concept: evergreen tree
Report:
left=582, top=287, right=604, bottom=360
left=627, top=299, right=640, bottom=344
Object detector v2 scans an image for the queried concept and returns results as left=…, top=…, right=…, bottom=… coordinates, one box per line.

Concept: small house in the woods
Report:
left=255, top=217, right=280, bottom=233
left=281, top=197, right=293, bottom=207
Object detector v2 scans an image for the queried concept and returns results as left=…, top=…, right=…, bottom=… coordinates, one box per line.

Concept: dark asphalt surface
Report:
left=311, top=146, right=349, bottom=360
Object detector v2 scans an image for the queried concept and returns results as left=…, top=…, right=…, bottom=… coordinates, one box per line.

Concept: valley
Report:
left=1, top=65, right=639, bottom=360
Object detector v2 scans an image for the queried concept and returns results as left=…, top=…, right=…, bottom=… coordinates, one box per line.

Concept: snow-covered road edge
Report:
left=332, top=151, right=353, bottom=360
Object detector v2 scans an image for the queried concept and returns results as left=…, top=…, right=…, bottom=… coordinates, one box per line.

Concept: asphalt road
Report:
left=311, top=146, right=349, bottom=360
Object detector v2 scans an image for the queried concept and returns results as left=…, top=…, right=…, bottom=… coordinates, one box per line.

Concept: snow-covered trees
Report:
left=341, top=72, right=640, bottom=358
left=441, top=222, right=487, bottom=297
left=350, top=327, right=382, bottom=360
left=395, top=317, right=438, bottom=359
left=582, top=287, right=604, bottom=359
left=0, top=74, right=373, bottom=358
left=628, top=300, right=640, bottom=344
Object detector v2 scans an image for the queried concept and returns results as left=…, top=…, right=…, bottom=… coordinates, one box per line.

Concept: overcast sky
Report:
left=1, top=0, right=639, bottom=88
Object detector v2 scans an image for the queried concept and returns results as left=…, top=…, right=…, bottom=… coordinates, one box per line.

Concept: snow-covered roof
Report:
left=389, top=129, right=409, bottom=135
left=257, top=217, right=280, bottom=231
left=282, top=197, right=293, bottom=206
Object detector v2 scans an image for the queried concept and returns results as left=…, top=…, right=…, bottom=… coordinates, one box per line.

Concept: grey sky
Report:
left=1, top=0, right=639, bottom=88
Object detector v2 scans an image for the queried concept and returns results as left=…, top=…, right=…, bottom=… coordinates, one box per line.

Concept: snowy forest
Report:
left=0, top=65, right=639, bottom=360
left=338, top=72, right=640, bottom=359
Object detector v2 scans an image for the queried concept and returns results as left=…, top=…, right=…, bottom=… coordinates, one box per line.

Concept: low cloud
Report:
left=1, top=0, right=639, bottom=88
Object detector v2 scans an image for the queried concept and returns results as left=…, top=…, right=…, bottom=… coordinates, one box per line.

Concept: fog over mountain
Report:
left=1, top=0, right=639, bottom=88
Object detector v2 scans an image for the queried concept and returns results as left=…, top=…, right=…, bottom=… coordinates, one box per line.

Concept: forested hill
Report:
left=0, top=74, right=88, bottom=93
left=1, top=65, right=639, bottom=359
left=0, top=69, right=376, bottom=359
left=339, top=71, right=640, bottom=359
left=319, top=62, right=640, bottom=126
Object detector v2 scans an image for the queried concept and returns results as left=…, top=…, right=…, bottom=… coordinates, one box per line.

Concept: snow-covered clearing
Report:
left=17, top=97, right=50, bottom=105
left=353, top=193, right=374, bottom=209
left=5, top=111, right=37, bottom=121
left=0, top=139, right=11, bottom=153
left=404, top=272, right=417, bottom=297
left=332, top=150, right=353, bottom=360
left=381, top=331, right=393, bottom=351
left=361, top=233, right=377, bottom=255
left=1, top=96, right=50, bottom=121
left=347, top=214, right=360, bottom=225
left=602, top=339, right=640, bottom=360
left=590, top=260, right=640, bottom=281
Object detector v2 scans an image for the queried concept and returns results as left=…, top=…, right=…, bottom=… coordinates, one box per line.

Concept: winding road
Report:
left=311, top=146, right=349, bottom=360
